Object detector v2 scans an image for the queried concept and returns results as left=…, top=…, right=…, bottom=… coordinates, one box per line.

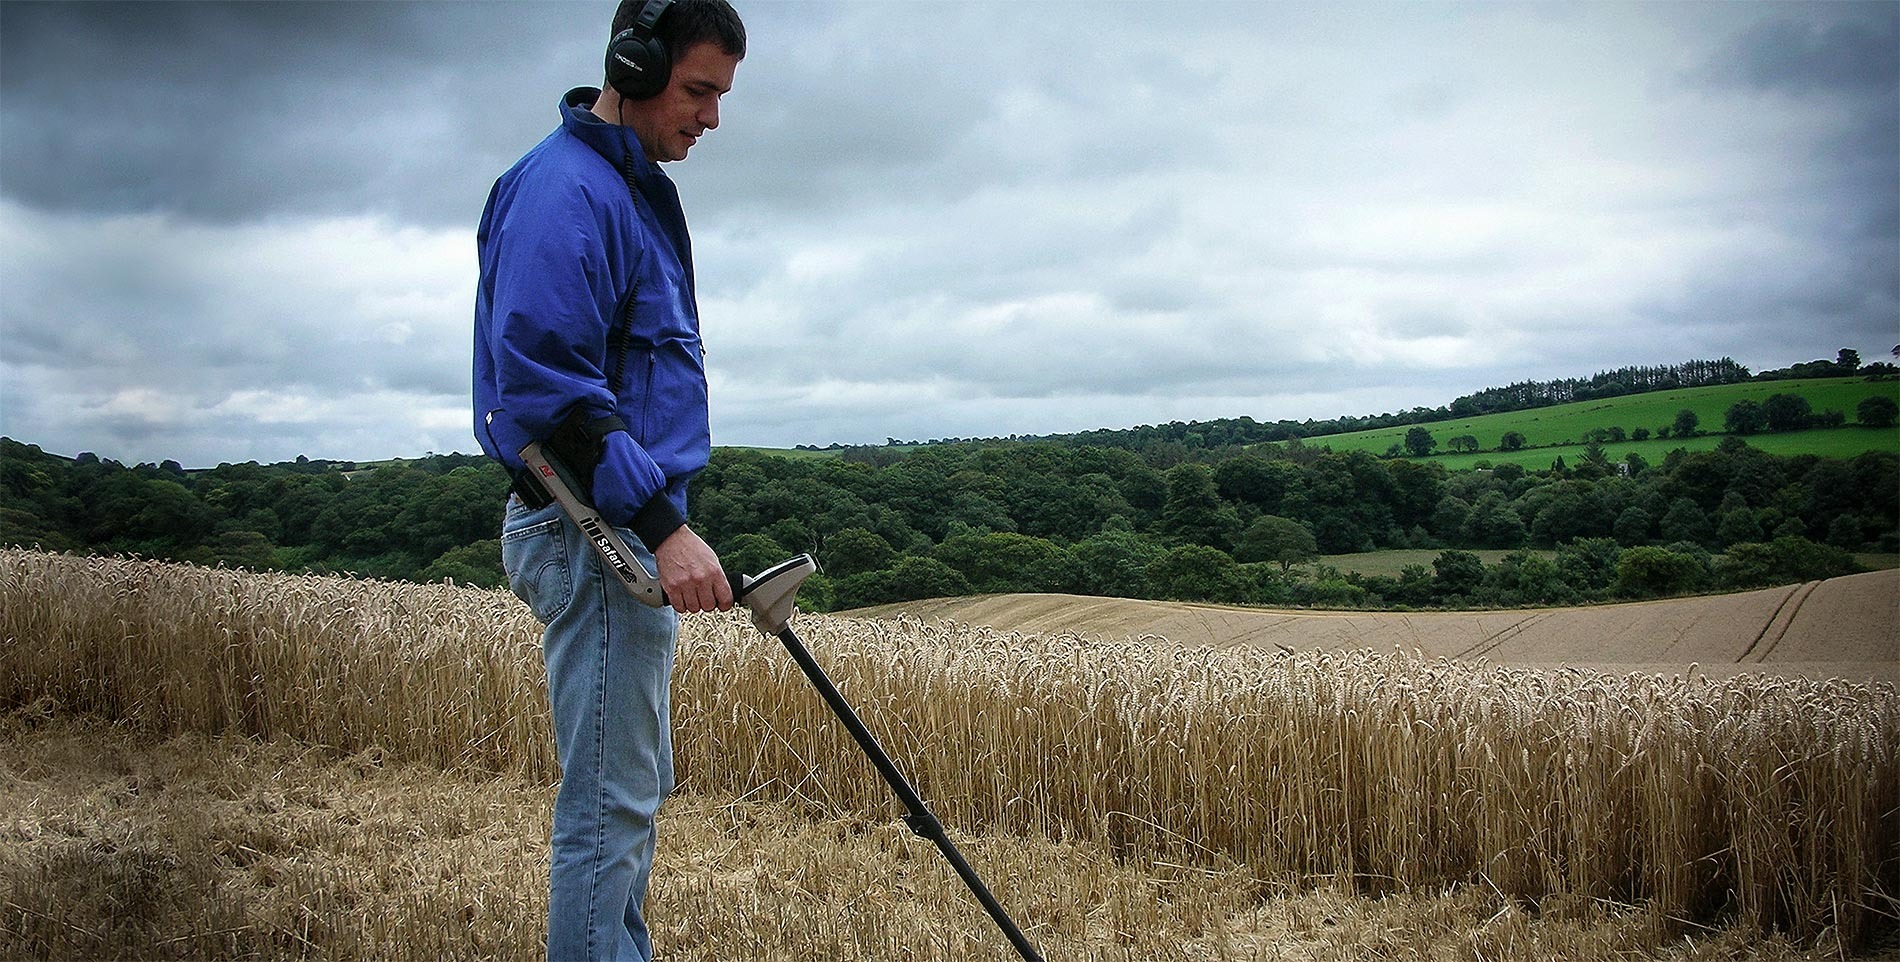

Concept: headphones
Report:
left=605, top=0, right=675, bottom=100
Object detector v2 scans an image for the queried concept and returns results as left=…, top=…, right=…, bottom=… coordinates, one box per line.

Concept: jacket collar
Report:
left=559, top=87, right=696, bottom=295
left=560, top=86, right=656, bottom=179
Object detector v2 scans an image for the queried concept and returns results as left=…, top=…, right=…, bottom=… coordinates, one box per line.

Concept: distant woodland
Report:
left=3, top=353, right=1894, bottom=610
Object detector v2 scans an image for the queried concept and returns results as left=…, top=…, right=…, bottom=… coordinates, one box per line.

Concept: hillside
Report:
left=1298, top=376, right=1899, bottom=462
left=846, top=568, right=1900, bottom=682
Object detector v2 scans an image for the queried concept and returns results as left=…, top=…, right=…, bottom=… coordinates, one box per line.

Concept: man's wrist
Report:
left=631, top=496, right=687, bottom=551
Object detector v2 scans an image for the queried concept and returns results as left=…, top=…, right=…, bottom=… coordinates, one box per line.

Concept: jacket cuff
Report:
left=631, top=495, right=687, bottom=552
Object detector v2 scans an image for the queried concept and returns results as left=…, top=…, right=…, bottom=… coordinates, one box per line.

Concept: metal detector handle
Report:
left=518, top=440, right=667, bottom=607
left=728, top=554, right=817, bottom=634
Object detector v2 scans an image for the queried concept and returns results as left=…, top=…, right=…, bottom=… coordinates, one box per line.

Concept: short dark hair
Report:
left=613, top=0, right=745, bottom=60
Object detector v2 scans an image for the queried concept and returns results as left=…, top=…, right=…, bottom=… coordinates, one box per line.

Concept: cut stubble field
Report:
left=1, top=549, right=1895, bottom=960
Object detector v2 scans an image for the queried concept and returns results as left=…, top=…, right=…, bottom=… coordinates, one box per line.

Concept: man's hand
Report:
left=653, top=525, right=732, bottom=613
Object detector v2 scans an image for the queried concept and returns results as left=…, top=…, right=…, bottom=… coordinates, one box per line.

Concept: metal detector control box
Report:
left=518, top=439, right=667, bottom=607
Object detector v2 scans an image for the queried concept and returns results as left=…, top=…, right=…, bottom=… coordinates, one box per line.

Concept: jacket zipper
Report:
left=640, top=350, right=656, bottom=441
left=607, top=279, right=637, bottom=395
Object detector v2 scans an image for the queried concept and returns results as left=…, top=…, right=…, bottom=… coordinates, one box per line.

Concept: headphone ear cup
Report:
left=606, top=29, right=671, bottom=100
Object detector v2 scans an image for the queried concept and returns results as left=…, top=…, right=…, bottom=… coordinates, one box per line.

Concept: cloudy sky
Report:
left=2, top=1, right=1895, bottom=467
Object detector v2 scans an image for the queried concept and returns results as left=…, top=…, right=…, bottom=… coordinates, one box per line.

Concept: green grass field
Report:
left=716, top=445, right=840, bottom=460
left=1318, top=548, right=1554, bottom=578
left=1419, top=426, right=1894, bottom=471
left=1319, top=549, right=1899, bottom=580
left=1298, top=377, right=1898, bottom=465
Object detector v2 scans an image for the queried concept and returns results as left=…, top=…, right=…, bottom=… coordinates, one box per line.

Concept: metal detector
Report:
left=521, top=441, right=1045, bottom=961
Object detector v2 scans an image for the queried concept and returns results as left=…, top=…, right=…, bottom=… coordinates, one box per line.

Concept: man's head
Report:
left=601, top=0, right=745, bottom=163
left=611, top=0, right=746, bottom=73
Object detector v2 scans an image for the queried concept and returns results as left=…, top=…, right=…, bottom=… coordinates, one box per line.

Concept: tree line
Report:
left=4, top=430, right=1891, bottom=613
left=849, top=350, right=1896, bottom=458
left=1442, top=357, right=1753, bottom=418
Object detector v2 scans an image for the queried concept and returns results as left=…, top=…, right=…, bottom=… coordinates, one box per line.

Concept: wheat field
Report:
left=1, top=548, right=1895, bottom=959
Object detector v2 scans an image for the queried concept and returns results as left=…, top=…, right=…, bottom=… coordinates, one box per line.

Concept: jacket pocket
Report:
left=501, top=517, right=571, bottom=624
left=631, top=347, right=656, bottom=443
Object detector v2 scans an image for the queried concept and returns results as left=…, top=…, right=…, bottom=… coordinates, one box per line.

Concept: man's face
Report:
left=627, top=41, right=739, bottom=163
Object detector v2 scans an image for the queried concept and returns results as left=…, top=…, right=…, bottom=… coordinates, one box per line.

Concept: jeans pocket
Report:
left=501, top=517, right=572, bottom=623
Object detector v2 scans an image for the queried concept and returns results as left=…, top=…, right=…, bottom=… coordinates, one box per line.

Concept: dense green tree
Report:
left=833, top=556, right=971, bottom=609
left=1673, top=409, right=1700, bottom=438
left=1615, top=546, right=1707, bottom=598
left=1824, top=515, right=1866, bottom=550
left=1432, top=549, right=1487, bottom=600
left=1763, top=393, right=1813, bottom=432
left=1461, top=492, right=1526, bottom=548
left=1529, top=489, right=1589, bottom=546
left=1383, top=459, right=1446, bottom=532
left=185, top=529, right=278, bottom=571
left=1071, top=525, right=1163, bottom=598
left=1611, top=506, right=1653, bottom=546
left=1714, top=491, right=1764, bottom=547
left=399, top=467, right=506, bottom=561
left=1663, top=450, right=1735, bottom=512
left=761, top=518, right=818, bottom=556
left=1117, top=464, right=1170, bottom=523
left=1724, top=400, right=1767, bottom=435
left=1233, top=515, right=1318, bottom=571
left=1499, top=431, right=1526, bottom=452
left=1391, top=563, right=1435, bottom=607
left=0, top=506, right=72, bottom=551
left=1146, top=545, right=1251, bottom=603
left=1429, top=496, right=1471, bottom=543
left=1158, top=463, right=1242, bottom=550
left=1213, top=455, right=1303, bottom=516
left=1555, top=538, right=1622, bottom=596
left=418, top=540, right=505, bottom=588
left=1714, top=536, right=1861, bottom=590
left=1487, top=550, right=1577, bottom=606
left=933, top=531, right=1073, bottom=593
left=1658, top=497, right=1713, bottom=546
left=821, top=527, right=895, bottom=578
left=1857, top=395, right=1898, bottom=428
left=1296, top=575, right=1369, bottom=607
left=721, top=533, right=793, bottom=580
left=1404, top=426, right=1437, bottom=457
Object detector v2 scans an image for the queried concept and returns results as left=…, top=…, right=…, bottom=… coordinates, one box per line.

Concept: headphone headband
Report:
left=634, top=0, right=670, bottom=38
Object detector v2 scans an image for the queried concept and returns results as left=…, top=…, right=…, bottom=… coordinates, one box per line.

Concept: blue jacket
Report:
left=473, top=87, right=708, bottom=545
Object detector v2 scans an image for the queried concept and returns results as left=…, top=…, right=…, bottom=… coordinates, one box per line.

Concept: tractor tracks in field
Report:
left=1738, top=580, right=1820, bottom=664
left=1455, top=612, right=1551, bottom=661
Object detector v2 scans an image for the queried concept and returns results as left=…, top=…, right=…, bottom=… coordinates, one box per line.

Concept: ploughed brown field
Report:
left=848, top=569, right=1900, bottom=683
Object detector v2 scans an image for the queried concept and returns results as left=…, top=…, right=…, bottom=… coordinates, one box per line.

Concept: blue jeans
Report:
left=502, top=496, right=679, bottom=962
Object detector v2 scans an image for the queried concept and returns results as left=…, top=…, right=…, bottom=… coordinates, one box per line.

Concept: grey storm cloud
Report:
left=1, top=0, right=1896, bottom=466
left=0, top=1, right=592, bottom=225
left=1710, top=12, right=1900, bottom=95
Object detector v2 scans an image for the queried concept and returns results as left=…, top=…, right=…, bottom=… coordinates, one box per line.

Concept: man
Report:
left=471, top=2, right=743, bottom=959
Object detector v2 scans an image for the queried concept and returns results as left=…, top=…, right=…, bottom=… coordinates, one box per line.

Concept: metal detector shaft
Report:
left=729, top=556, right=1043, bottom=961
left=765, top=620, right=1045, bottom=962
